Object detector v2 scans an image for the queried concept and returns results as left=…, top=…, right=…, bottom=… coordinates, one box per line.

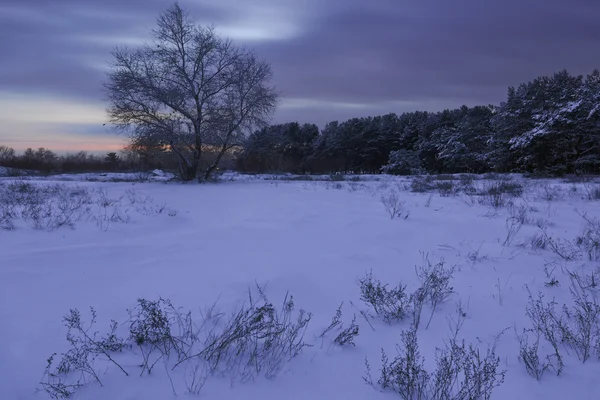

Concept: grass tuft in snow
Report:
left=575, top=212, right=600, bottom=261
left=516, top=328, right=553, bottom=380
left=319, top=303, right=360, bottom=347
left=478, top=181, right=524, bottom=209
left=381, top=189, right=410, bottom=220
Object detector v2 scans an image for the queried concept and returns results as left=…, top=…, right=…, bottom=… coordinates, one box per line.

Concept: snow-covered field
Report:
left=2, top=174, right=600, bottom=400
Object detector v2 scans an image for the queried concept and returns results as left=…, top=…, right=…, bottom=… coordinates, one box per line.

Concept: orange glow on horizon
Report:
left=4, top=138, right=127, bottom=154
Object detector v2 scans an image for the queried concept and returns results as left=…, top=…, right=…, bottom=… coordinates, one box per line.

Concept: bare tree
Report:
left=0, top=145, right=15, bottom=165
left=105, top=3, right=278, bottom=181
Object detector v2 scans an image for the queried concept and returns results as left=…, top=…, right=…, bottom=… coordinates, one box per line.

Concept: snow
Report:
left=2, top=175, right=600, bottom=399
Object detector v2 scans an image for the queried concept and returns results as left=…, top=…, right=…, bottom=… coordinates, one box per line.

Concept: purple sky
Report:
left=1, top=0, right=599, bottom=152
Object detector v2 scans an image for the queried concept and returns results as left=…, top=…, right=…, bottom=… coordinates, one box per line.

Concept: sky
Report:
left=1, top=0, right=599, bottom=153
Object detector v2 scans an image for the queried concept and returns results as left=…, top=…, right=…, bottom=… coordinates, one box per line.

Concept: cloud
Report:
left=1, top=0, right=599, bottom=148
left=0, top=93, right=106, bottom=125
left=0, top=93, right=124, bottom=152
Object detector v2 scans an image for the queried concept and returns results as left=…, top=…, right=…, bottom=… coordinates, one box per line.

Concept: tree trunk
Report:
left=203, top=144, right=229, bottom=182
left=171, top=143, right=200, bottom=181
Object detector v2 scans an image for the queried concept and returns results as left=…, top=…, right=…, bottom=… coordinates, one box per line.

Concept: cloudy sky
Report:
left=1, top=0, right=599, bottom=152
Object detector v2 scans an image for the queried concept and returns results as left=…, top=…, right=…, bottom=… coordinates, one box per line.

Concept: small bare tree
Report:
left=105, top=3, right=278, bottom=181
left=0, top=145, right=15, bottom=165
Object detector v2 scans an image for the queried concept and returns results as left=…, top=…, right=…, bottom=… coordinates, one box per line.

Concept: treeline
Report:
left=0, top=146, right=150, bottom=174
left=2, top=69, right=598, bottom=177
left=237, top=69, right=600, bottom=176
left=0, top=144, right=239, bottom=176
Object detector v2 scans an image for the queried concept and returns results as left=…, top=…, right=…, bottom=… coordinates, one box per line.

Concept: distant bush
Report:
left=435, top=180, right=457, bottom=197
left=583, top=183, right=600, bottom=201
left=0, top=146, right=168, bottom=175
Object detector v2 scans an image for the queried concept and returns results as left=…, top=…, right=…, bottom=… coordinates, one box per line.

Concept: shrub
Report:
left=0, top=183, right=175, bottom=232
left=502, top=216, right=523, bottom=246
left=516, top=328, right=553, bottom=380
left=39, top=308, right=128, bottom=399
left=544, top=233, right=581, bottom=261
left=0, top=182, right=92, bottom=231
left=523, top=289, right=565, bottom=375
left=478, top=181, right=524, bottom=208
left=583, top=183, right=600, bottom=200
left=537, top=183, right=563, bottom=202
left=329, top=174, right=345, bottom=182
left=182, top=287, right=313, bottom=382
left=410, top=176, right=436, bottom=193
left=364, top=318, right=506, bottom=399
left=435, top=181, right=456, bottom=197
left=412, top=254, right=455, bottom=329
left=370, top=328, right=429, bottom=399
left=575, top=213, right=600, bottom=261
left=40, top=286, right=313, bottom=398
left=558, top=282, right=600, bottom=363
left=334, top=316, right=359, bottom=347
left=359, top=271, right=410, bottom=324
left=524, top=232, right=549, bottom=253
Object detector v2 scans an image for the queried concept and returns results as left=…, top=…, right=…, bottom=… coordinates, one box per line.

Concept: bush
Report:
left=359, top=271, right=410, bottom=324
